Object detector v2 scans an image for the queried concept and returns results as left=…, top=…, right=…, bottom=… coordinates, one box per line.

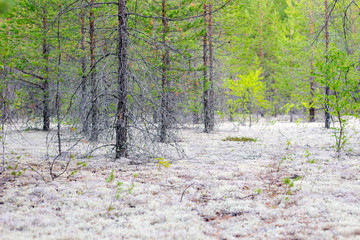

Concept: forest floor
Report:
left=1, top=118, right=360, bottom=240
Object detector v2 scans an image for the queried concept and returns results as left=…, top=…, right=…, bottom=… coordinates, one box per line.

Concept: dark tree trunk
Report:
left=309, top=80, right=315, bottom=122
left=89, top=0, right=98, bottom=141
left=309, top=11, right=315, bottom=122
left=80, top=0, right=88, bottom=133
left=160, top=0, right=170, bottom=142
left=324, top=0, right=331, bottom=128
left=203, top=4, right=210, bottom=133
left=208, top=4, right=214, bottom=131
left=42, top=8, right=50, bottom=131
left=115, top=0, right=128, bottom=158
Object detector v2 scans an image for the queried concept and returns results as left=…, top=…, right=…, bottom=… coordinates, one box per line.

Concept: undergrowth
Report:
left=222, top=136, right=257, bottom=142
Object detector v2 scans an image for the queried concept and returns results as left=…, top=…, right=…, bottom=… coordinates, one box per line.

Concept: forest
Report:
left=0, top=0, right=360, bottom=239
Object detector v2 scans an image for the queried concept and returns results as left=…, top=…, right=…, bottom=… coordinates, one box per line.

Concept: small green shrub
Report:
left=222, top=136, right=257, bottom=142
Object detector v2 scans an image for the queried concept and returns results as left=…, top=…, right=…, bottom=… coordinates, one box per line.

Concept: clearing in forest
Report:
left=0, top=119, right=360, bottom=239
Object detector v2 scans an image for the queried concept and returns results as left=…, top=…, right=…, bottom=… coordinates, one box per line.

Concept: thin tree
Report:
left=89, top=0, right=98, bottom=141
left=160, top=0, right=170, bottom=142
left=208, top=3, right=214, bottom=131
left=115, top=0, right=128, bottom=158
left=203, top=3, right=210, bottom=133
left=309, top=9, right=316, bottom=122
left=324, top=0, right=331, bottom=128
left=42, top=6, right=50, bottom=131
left=80, top=0, right=88, bottom=133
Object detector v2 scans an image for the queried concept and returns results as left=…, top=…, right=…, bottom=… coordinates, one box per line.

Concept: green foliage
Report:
left=314, top=48, right=360, bottom=156
left=0, top=0, right=14, bottom=16
left=156, top=157, right=171, bottom=170
left=106, top=170, right=137, bottom=211
left=7, top=163, right=26, bottom=177
left=223, top=69, right=268, bottom=121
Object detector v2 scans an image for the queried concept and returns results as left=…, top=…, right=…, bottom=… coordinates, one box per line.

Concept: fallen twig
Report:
left=180, top=182, right=194, bottom=202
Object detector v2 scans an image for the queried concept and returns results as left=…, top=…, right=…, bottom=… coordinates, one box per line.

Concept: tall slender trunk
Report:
left=102, top=37, right=110, bottom=127
left=115, top=0, right=128, bottom=158
left=203, top=4, right=210, bottom=133
left=160, top=0, right=170, bottom=142
left=259, top=0, right=264, bottom=61
left=1, top=19, right=10, bottom=122
left=324, top=0, right=331, bottom=128
left=42, top=8, right=50, bottom=131
left=89, top=0, right=98, bottom=141
left=56, top=16, right=62, bottom=155
left=208, top=4, right=214, bottom=131
left=309, top=10, right=315, bottom=122
left=191, top=59, right=199, bottom=124
left=80, top=0, right=88, bottom=133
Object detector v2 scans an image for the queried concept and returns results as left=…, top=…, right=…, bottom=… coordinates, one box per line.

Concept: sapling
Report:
left=106, top=170, right=137, bottom=211
left=314, top=49, right=360, bottom=157
left=156, top=157, right=171, bottom=170
left=222, top=69, right=269, bottom=126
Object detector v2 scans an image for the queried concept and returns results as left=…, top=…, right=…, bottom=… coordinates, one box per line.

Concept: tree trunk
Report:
left=259, top=0, right=264, bottom=61
left=160, top=0, right=170, bottom=142
left=80, top=0, right=88, bottom=133
left=203, top=4, right=210, bottom=133
left=42, top=8, right=50, bottom=131
left=309, top=10, right=315, bottom=122
left=56, top=16, right=62, bottom=155
left=89, top=0, right=98, bottom=141
left=208, top=4, right=214, bottom=131
left=324, top=0, right=331, bottom=129
left=192, top=60, right=199, bottom=124
left=115, top=0, right=128, bottom=158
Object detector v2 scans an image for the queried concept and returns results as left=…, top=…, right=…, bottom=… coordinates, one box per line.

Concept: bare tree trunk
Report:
left=56, top=17, right=62, bottom=155
left=42, top=8, right=50, bottom=131
left=102, top=36, right=110, bottom=128
left=203, top=4, right=210, bottom=133
left=208, top=4, right=214, bottom=131
left=160, top=0, right=170, bottom=142
left=89, top=0, right=98, bottom=141
left=309, top=10, right=315, bottom=122
left=192, top=60, right=199, bottom=124
left=324, top=0, right=331, bottom=129
left=80, top=0, right=88, bottom=133
left=115, top=0, right=128, bottom=158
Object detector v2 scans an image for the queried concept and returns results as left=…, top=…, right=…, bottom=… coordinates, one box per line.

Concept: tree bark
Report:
left=80, top=0, right=88, bottom=133
left=324, top=0, right=331, bottom=128
left=115, top=0, right=128, bottom=158
left=309, top=10, right=315, bottom=122
left=192, top=60, right=199, bottom=124
left=160, top=0, right=170, bottom=142
left=203, top=4, right=210, bottom=133
left=208, top=4, right=214, bottom=131
left=89, top=0, right=98, bottom=141
left=42, top=8, right=50, bottom=131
